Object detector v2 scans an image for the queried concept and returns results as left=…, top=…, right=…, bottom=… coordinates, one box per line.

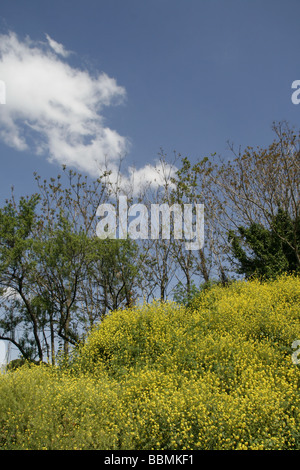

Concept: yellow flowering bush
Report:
left=0, top=274, right=299, bottom=449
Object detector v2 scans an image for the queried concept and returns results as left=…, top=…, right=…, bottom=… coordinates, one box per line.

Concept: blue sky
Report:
left=0, top=0, right=300, bottom=202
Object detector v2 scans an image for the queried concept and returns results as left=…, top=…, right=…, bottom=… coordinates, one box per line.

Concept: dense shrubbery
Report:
left=0, top=274, right=300, bottom=450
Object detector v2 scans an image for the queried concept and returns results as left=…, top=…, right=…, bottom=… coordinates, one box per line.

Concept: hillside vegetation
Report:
left=0, top=274, right=300, bottom=450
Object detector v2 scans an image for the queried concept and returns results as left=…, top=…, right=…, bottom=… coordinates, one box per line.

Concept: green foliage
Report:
left=0, top=275, right=299, bottom=450
left=0, top=183, right=141, bottom=361
left=229, top=209, right=300, bottom=279
left=172, top=279, right=200, bottom=305
left=173, top=278, right=227, bottom=306
left=0, top=194, right=40, bottom=272
left=6, top=358, right=48, bottom=371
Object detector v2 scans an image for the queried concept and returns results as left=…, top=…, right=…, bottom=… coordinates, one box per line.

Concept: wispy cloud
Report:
left=45, top=33, right=71, bottom=58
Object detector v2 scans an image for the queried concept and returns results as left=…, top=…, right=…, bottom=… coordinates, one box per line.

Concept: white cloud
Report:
left=0, top=31, right=129, bottom=176
left=45, top=33, right=71, bottom=58
left=128, top=161, right=177, bottom=194
left=0, top=31, right=178, bottom=195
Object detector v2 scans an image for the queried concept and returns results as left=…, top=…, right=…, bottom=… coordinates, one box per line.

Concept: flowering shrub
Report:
left=0, top=274, right=299, bottom=449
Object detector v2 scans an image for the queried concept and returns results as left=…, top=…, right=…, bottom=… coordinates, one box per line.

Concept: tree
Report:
left=33, top=214, right=95, bottom=355
left=214, top=121, right=300, bottom=274
left=169, top=152, right=231, bottom=300
left=0, top=194, right=44, bottom=360
left=0, top=168, right=142, bottom=363
left=229, top=208, right=300, bottom=279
